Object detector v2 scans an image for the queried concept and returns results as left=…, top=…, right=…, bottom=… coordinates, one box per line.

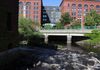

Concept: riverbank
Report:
left=76, top=40, right=100, bottom=54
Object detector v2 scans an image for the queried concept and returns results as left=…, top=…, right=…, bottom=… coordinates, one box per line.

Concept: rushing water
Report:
left=30, top=43, right=100, bottom=70
left=0, top=43, right=100, bottom=70
left=64, top=43, right=84, bottom=53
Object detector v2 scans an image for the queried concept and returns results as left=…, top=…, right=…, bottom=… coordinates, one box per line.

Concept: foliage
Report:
left=85, top=10, right=100, bottom=26
left=70, top=19, right=81, bottom=29
left=55, top=22, right=64, bottom=29
left=94, top=14, right=100, bottom=25
left=85, top=29, right=100, bottom=39
left=43, top=23, right=54, bottom=29
left=32, top=21, right=40, bottom=31
left=19, top=17, right=34, bottom=37
left=18, top=17, right=42, bottom=38
left=85, top=14, right=95, bottom=26
left=60, top=12, right=72, bottom=25
left=85, top=29, right=100, bottom=45
left=90, top=10, right=100, bottom=25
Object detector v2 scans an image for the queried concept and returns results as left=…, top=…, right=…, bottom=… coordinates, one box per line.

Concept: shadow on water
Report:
left=48, top=41, right=84, bottom=53
left=48, top=36, right=90, bottom=53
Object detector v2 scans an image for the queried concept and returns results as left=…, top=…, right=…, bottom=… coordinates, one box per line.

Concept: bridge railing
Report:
left=41, top=26, right=99, bottom=30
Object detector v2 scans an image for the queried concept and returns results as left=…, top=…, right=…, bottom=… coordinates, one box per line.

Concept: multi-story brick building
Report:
left=60, top=0, right=100, bottom=21
left=0, top=0, right=19, bottom=51
left=42, top=6, right=61, bottom=24
left=19, top=0, right=42, bottom=25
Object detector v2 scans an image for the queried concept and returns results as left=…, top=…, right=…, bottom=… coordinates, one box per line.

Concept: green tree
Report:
left=60, top=12, right=72, bottom=26
left=19, top=17, right=34, bottom=37
left=85, top=13, right=95, bottom=26
left=55, top=22, right=64, bottom=29
left=71, top=19, right=81, bottom=29
left=94, top=14, right=100, bottom=25
left=85, top=10, right=100, bottom=26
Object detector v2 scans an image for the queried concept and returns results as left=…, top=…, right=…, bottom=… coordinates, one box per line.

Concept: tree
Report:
left=85, top=13, right=95, bottom=26
left=85, top=10, right=100, bottom=26
left=60, top=12, right=72, bottom=26
left=94, top=14, right=100, bottom=25
left=70, top=19, right=81, bottom=29
left=55, top=22, right=64, bottom=29
left=19, top=17, right=34, bottom=38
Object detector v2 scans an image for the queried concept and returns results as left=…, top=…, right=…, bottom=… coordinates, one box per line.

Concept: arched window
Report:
left=25, top=2, right=31, bottom=18
left=84, top=4, right=88, bottom=13
left=19, top=2, right=23, bottom=14
left=26, top=2, right=31, bottom=9
left=84, top=4, right=88, bottom=9
left=78, top=4, right=82, bottom=9
left=72, top=4, right=76, bottom=9
left=78, top=4, right=82, bottom=16
left=90, top=5, right=94, bottom=9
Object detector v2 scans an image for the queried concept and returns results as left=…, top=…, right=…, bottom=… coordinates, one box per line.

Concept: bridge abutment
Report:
left=44, top=35, right=48, bottom=44
left=67, top=35, right=72, bottom=44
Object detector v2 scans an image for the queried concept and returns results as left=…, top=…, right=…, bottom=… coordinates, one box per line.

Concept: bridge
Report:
left=39, top=29, right=92, bottom=43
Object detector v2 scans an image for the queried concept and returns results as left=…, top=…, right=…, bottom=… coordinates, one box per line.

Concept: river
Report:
left=30, top=43, right=100, bottom=70
left=0, top=42, right=100, bottom=70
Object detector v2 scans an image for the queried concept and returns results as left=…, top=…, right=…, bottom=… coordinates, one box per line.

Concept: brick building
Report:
left=19, top=0, right=42, bottom=25
left=0, top=0, right=19, bottom=51
left=60, top=0, right=100, bottom=21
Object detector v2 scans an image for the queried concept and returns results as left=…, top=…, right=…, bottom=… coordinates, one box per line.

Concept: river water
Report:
left=0, top=43, right=100, bottom=70
left=63, top=43, right=84, bottom=53
left=30, top=43, right=100, bottom=70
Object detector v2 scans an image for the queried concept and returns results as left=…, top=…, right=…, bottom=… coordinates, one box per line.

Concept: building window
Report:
left=43, top=19, right=47, bottom=21
left=72, top=12, right=76, bottom=16
left=78, top=4, right=82, bottom=16
left=78, top=4, right=82, bottom=9
left=19, top=2, right=23, bottom=9
left=68, top=3, right=70, bottom=7
left=72, top=4, right=76, bottom=9
left=96, top=5, right=100, bottom=9
left=78, top=13, right=81, bottom=16
left=43, top=15, right=47, bottom=18
left=26, top=2, right=31, bottom=9
left=34, top=15, right=38, bottom=21
left=84, top=4, right=88, bottom=13
left=96, top=5, right=100, bottom=12
left=34, top=11, right=38, bottom=14
left=84, top=4, right=88, bottom=9
left=34, top=7, right=38, bottom=10
left=26, top=10, right=29, bottom=14
left=90, top=5, right=94, bottom=9
left=19, top=2, right=23, bottom=14
left=34, top=2, right=38, bottom=6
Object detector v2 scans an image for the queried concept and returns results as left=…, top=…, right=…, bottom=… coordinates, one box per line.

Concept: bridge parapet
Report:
left=39, top=29, right=92, bottom=34
left=39, top=29, right=92, bottom=44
